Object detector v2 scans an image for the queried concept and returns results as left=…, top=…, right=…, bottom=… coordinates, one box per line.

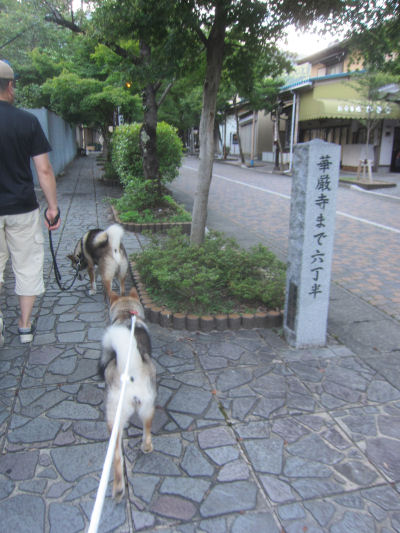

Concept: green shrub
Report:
left=132, top=229, right=286, bottom=315
left=102, top=160, right=119, bottom=182
left=111, top=121, right=184, bottom=214
left=116, top=194, right=191, bottom=223
left=111, top=121, right=183, bottom=186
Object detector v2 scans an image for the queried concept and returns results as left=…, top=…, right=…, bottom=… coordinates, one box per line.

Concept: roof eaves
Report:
left=280, top=70, right=365, bottom=93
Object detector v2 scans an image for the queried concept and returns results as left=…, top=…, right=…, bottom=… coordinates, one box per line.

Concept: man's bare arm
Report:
left=33, top=152, right=60, bottom=230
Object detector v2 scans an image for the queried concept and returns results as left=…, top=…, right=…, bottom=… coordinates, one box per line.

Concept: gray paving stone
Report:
left=131, top=510, right=156, bottom=530
left=0, top=476, right=14, bottom=500
left=58, top=331, right=86, bottom=343
left=46, top=480, right=71, bottom=498
left=198, top=426, right=236, bottom=449
left=330, top=510, right=375, bottom=533
left=57, top=321, right=86, bottom=335
left=73, top=421, right=108, bottom=440
left=151, top=494, right=197, bottom=520
left=129, top=474, right=160, bottom=503
left=0, top=494, right=45, bottom=533
left=304, top=499, right=336, bottom=526
left=64, top=476, right=99, bottom=501
left=8, top=417, right=60, bottom=444
left=51, top=442, right=107, bottom=482
left=47, top=400, right=99, bottom=420
left=333, top=404, right=400, bottom=482
left=133, top=451, right=181, bottom=476
left=160, top=477, right=211, bottom=503
left=243, top=437, right=284, bottom=474
left=34, top=332, right=58, bottom=345
left=181, top=443, right=214, bottom=477
left=48, top=356, right=77, bottom=375
left=152, top=435, right=182, bottom=457
left=67, top=359, right=99, bottom=382
left=29, top=346, right=63, bottom=365
left=81, top=498, right=127, bottom=533
left=0, top=450, right=39, bottom=480
left=200, top=481, right=258, bottom=517
left=48, top=502, right=85, bottom=533
left=20, top=479, right=47, bottom=494
left=204, top=445, right=239, bottom=465
left=232, top=512, right=281, bottom=532
left=217, top=459, right=250, bottom=482
left=167, top=384, right=213, bottom=415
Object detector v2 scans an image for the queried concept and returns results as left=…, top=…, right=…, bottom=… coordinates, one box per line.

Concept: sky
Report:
left=280, top=26, right=340, bottom=59
left=71, top=2, right=338, bottom=60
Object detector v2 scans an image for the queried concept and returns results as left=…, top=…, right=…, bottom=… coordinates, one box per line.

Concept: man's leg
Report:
left=5, top=210, right=44, bottom=343
left=18, top=295, right=36, bottom=330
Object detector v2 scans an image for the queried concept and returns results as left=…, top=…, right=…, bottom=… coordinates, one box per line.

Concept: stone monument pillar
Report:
left=284, top=139, right=340, bottom=348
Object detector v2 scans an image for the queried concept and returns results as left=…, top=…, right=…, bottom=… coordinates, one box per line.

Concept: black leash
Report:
left=44, top=208, right=80, bottom=291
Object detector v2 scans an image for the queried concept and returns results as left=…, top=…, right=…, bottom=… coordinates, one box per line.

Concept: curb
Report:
left=339, top=179, right=396, bottom=190
left=111, top=206, right=191, bottom=234
left=131, top=265, right=283, bottom=332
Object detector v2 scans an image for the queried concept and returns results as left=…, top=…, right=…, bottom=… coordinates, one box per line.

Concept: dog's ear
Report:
left=129, top=287, right=140, bottom=299
left=109, top=291, right=119, bottom=305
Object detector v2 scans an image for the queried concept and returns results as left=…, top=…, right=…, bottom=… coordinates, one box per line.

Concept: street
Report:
left=171, top=156, right=400, bottom=322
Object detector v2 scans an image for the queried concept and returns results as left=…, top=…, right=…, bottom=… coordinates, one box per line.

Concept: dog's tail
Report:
left=101, top=324, right=144, bottom=376
left=93, top=224, right=125, bottom=263
left=99, top=321, right=152, bottom=379
left=101, top=325, right=131, bottom=375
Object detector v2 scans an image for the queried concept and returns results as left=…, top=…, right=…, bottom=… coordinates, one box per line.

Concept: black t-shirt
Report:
left=0, top=101, right=52, bottom=215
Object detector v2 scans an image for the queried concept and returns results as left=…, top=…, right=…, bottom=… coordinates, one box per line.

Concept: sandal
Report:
left=18, top=321, right=36, bottom=344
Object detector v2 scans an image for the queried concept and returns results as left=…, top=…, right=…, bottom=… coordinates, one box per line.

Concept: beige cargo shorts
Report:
left=0, top=208, right=45, bottom=295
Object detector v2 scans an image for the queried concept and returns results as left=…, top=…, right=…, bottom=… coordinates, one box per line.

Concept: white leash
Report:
left=88, top=315, right=137, bottom=533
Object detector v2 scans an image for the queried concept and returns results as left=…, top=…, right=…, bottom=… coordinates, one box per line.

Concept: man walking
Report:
left=0, top=59, right=61, bottom=345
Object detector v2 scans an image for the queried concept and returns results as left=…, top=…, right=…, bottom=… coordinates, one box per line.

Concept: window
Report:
left=326, top=62, right=343, bottom=75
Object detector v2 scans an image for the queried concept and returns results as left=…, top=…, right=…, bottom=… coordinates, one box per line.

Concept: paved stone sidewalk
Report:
left=1, top=154, right=400, bottom=532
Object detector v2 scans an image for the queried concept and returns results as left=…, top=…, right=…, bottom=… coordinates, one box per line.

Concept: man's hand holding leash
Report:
left=44, top=207, right=61, bottom=231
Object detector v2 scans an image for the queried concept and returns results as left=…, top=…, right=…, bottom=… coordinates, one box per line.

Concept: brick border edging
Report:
left=111, top=205, right=191, bottom=234
left=130, top=264, right=283, bottom=332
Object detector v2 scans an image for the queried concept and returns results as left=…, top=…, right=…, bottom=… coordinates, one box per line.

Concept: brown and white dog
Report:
left=99, top=288, right=156, bottom=500
left=67, top=224, right=128, bottom=299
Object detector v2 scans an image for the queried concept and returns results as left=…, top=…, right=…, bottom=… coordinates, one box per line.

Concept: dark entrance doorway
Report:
left=390, top=127, right=400, bottom=172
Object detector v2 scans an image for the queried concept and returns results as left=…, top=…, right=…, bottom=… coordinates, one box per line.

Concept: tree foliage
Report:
left=348, top=2, right=400, bottom=77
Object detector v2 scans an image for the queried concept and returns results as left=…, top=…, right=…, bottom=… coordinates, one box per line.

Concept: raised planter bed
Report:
left=130, top=264, right=283, bottom=332
left=339, top=178, right=396, bottom=190
left=111, top=205, right=191, bottom=234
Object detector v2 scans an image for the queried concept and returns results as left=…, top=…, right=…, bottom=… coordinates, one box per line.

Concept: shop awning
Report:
left=299, top=97, right=400, bottom=121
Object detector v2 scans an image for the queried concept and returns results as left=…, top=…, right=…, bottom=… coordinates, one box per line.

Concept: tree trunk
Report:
left=101, top=125, right=111, bottom=161
left=139, top=40, right=161, bottom=198
left=190, top=7, right=227, bottom=245
left=235, top=105, right=245, bottom=165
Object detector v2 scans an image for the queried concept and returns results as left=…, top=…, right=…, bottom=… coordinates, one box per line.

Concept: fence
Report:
left=25, top=108, right=77, bottom=183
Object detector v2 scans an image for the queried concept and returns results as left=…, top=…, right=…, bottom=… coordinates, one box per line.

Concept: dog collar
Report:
left=129, top=311, right=138, bottom=315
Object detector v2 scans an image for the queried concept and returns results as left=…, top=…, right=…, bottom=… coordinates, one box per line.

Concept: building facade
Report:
left=220, top=42, right=400, bottom=172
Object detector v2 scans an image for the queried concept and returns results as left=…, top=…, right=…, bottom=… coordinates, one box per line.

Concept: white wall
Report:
left=342, top=144, right=374, bottom=167
left=219, top=115, right=239, bottom=155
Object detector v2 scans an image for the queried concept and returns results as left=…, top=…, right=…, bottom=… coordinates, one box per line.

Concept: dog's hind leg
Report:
left=88, top=265, right=97, bottom=295
left=118, top=261, right=128, bottom=296
left=140, top=406, right=155, bottom=453
left=103, top=278, right=113, bottom=301
left=111, top=426, right=125, bottom=501
left=118, top=272, right=126, bottom=296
